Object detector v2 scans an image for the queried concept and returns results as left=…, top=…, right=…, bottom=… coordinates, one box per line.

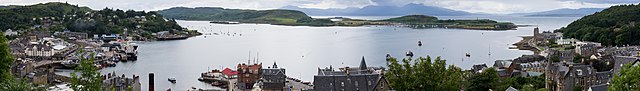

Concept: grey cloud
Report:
left=558, top=0, right=639, bottom=4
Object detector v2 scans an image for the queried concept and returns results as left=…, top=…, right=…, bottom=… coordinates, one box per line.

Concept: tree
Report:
left=521, top=84, right=536, bottom=91
left=0, top=33, right=31, bottom=90
left=0, top=32, right=13, bottom=82
left=609, top=63, right=640, bottom=91
left=0, top=79, right=31, bottom=90
left=385, top=56, right=464, bottom=91
left=70, top=49, right=103, bottom=91
left=467, top=68, right=500, bottom=91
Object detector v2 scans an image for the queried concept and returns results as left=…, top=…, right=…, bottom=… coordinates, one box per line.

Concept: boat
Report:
left=61, top=60, right=78, bottom=68
left=168, top=77, right=177, bottom=83
left=405, top=51, right=414, bottom=57
left=211, top=81, right=225, bottom=86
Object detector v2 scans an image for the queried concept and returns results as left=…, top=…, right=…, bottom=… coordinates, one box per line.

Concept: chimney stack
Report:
left=149, top=72, right=154, bottom=91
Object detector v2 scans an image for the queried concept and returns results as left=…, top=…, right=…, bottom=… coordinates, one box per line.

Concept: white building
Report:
left=557, top=38, right=578, bottom=45
left=4, top=29, right=18, bottom=36
left=25, top=45, right=56, bottom=57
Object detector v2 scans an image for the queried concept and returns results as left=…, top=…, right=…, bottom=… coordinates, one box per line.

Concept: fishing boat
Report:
left=168, top=77, right=177, bottom=83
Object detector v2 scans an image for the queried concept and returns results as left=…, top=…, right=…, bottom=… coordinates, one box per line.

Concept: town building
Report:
left=556, top=38, right=578, bottom=45
left=575, top=42, right=599, bottom=57
left=548, top=62, right=610, bottom=91
left=55, top=30, right=89, bottom=40
left=4, top=29, right=18, bottom=36
left=612, top=56, right=640, bottom=75
left=237, top=63, right=262, bottom=89
left=493, top=60, right=513, bottom=69
left=102, top=73, right=142, bottom=91
left=313, top=57, right=390, bottom=91
left=25, top=44, right=56, bottom=57
left=550, top=48, right=575, bottom=62
left=260, top=62, right=286, bottom=91
left=515, top=61, right=545, bottom=73
left=471, top=64, right=488, bottom=73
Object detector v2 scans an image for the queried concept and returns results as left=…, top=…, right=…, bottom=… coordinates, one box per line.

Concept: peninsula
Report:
left=157, top=7, right=517, bottom=30
left=0, top=2, right=200, bottom=41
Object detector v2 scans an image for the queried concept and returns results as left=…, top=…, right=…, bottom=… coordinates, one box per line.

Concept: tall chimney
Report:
left=149, top=72, right=154, bottom=91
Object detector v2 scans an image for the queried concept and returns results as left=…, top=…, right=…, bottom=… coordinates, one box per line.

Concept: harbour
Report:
left=99, top=16, right=580, bottom=90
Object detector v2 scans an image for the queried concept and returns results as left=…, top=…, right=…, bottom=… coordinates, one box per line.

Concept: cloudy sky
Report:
left=0, top=0, right=637, bottom=14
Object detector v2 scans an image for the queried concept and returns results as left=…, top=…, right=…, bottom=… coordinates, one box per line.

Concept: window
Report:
left=577, top=69, right=583, bottom=76
left=355, top=81, right=358, bottom=87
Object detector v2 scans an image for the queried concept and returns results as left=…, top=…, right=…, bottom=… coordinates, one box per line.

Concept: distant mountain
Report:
left=510, top=8, right=604, bottom=17
left=281, top=3, right=475, bottom=16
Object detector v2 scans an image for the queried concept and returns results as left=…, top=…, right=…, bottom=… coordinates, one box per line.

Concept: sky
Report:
left=0, top=0, right=637, bottom=14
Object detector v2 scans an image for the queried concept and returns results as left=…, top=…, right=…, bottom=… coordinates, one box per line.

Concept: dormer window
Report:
left=577, top=69, right=582, bottom=76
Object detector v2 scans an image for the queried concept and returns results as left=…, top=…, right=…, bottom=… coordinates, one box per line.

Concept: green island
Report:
left=157, top=7, right=517, bottom=30
left=0, top=2, right=200, bottom=41
left=557, top=4, right=640, bottom=46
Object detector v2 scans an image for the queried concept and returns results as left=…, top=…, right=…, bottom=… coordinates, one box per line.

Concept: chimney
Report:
left=149, top=72, right=154, bottom=91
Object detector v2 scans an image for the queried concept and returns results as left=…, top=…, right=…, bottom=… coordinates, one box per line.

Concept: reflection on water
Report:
left=99, top=16, right=579, bottom=90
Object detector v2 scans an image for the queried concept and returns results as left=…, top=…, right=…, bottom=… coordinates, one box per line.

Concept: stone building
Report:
left=313, top=57, right=390, bottom=91
left=260, top=62, right=286, bottom=91
left=576, top=43, right=599, bottom=58
left=237, top=63, right=262, bottom=89
left=548, top=62, right=610, bottom=91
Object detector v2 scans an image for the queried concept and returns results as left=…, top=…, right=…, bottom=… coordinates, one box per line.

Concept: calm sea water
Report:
left=99, top=16, right=579, bottom=90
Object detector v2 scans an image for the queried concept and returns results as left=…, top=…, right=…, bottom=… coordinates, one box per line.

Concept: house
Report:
left=472, top=64, right=488, bottom=73
left=548, top=62, right=608, bottom=91
left=506, top=86, right=519, bottom=91
left=587, top=84, right=608, bottom=91
left=516, top=61, right=545, bottom=73
left=550, top=49, right=575, bottom=62
left=556, top=38, right=578, bottom=45
left=4, top=29, right=18, bottom=36
left=612, top=56, right=640, bottom=75
left=260, top=62, right=286, bottom=91
left=576, top=43, right=599, bottom=57
left=221, top=68, right=238, bottom=78
left=24, top=44, right=56, bottom=57
left=237, top=63, right=262, bottom=89
left=494, top=60, right=513, bottom=69
left=313, top=56, right=390, bottom=91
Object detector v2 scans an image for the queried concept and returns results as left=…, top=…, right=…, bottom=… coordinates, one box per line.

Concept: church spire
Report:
left=359, top=56, right=367, bottom=70
left=273, top=61, right=278, bottom=68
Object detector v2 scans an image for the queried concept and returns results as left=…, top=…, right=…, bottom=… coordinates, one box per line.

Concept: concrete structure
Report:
left=260, top=62, right=286, bottom=91
left=313, top=57, right=390, bottom=91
